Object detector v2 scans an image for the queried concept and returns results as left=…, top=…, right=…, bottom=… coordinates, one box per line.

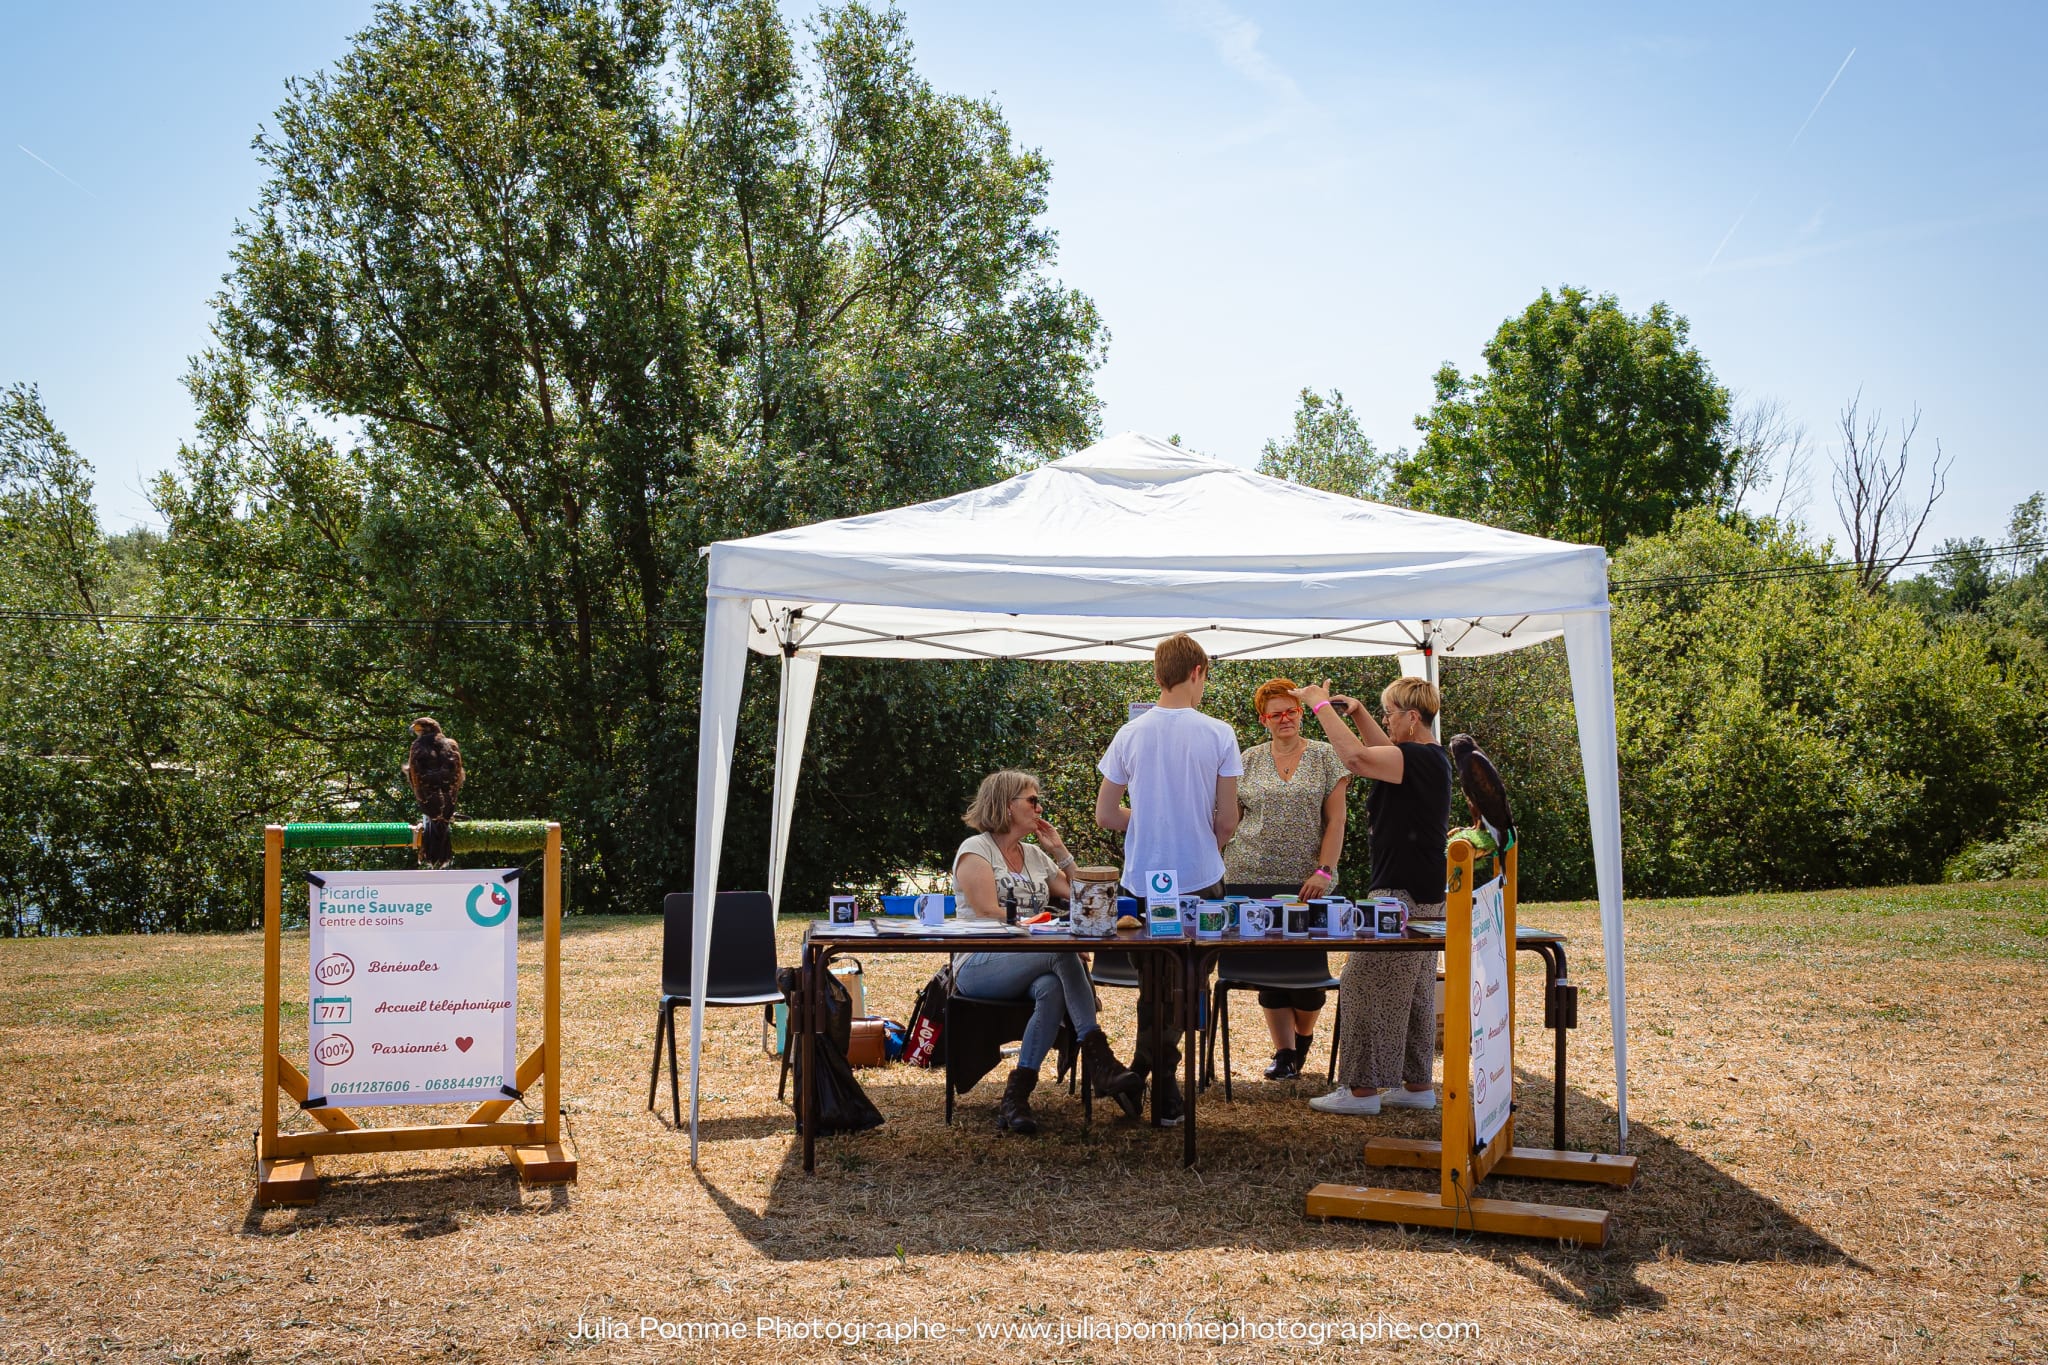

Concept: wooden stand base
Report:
left=255, top=1155, right=320, bottom=1207
left=1365, top=1137, right=1639, bottom=1187
left=254, top=1140, right=578, bottom=1207
left=506, top=1139, right=579, bottom=1185
left=1306, top=1183, right=1611, bottom=1246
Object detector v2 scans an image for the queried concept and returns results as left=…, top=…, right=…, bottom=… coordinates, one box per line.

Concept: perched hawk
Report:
left=404, top=717, right=465, bottom=866
left=1447, top=733, right=1515, bottom=848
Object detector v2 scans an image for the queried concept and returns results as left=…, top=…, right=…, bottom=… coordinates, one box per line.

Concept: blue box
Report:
left=880, top=894, right=956, bottom=918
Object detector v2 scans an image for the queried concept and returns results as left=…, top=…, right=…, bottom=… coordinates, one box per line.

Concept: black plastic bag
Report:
left=777, top=966, right=883, bottom=1136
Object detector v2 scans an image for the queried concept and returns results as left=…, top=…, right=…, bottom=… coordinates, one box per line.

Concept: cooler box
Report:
left=879, top=894, right=956, bottom=918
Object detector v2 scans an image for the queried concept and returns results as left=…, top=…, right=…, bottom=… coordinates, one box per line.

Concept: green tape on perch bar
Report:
left=450, top=820, right=551, bottom=854
left=283, top=822, right=416, bottom=850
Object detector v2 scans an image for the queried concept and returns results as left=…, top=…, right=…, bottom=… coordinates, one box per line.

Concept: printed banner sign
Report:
left=307, top=869, right=518, bottom=1107
left=1469, top=874, right=1513, bottom=1146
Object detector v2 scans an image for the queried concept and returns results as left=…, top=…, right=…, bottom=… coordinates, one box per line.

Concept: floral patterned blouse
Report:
left=1223, top=740, right=1349, bottom=885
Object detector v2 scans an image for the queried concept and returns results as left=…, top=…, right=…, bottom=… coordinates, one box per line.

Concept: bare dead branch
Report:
left=1831, top=391, right=1951, bottom=590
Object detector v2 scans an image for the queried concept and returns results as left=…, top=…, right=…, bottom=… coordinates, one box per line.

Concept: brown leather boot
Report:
left=1080, top=1028, right=1145, bottom=1119
left=996, top=1067, right=1040, bottom=1134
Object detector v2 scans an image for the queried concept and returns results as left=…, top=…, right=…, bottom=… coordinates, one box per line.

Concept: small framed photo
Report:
left=827, top=895, right=857, bottom=924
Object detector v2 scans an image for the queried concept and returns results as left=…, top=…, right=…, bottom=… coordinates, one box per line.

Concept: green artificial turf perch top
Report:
left=280, top=819, right=551, bottom=853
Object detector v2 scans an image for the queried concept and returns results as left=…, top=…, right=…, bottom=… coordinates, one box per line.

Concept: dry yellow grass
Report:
left=2, top=881, right=2045, bottom=1363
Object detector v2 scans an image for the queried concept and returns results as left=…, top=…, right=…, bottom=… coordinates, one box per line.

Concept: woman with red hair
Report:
left=1222, top=677, right=1351, bottom=1079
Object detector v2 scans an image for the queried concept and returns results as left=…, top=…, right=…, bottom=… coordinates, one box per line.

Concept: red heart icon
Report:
left=455, top=1036, right=473, bottom=1052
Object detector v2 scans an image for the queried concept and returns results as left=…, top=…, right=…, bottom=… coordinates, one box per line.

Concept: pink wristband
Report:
left=1312, top=699, right=1331, bottom=714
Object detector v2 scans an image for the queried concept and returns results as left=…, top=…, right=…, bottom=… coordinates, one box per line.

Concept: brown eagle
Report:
left=1447, top=733, right=1515, bottom=847
left=403, top=717, right=465, bottom=866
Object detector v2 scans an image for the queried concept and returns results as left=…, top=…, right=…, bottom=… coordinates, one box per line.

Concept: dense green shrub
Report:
left=1945, top=814, right=2048, bottom=882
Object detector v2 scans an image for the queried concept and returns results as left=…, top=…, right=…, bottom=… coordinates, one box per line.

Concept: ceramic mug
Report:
left=1196, top=902, right=1226, bottom=938
left=1328, top=900, right=1362, bottom=937
left=1239, top=901, right=1273, bottom=936
left=1374, top=898, right=1407, bottom=938
left=1282, top=903, right=1311, bottom=938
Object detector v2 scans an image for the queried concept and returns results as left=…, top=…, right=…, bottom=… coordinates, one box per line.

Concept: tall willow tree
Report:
left=163, top=0, right=1105, bottom=911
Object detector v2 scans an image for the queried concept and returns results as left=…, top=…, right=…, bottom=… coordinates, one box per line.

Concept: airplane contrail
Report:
left=17, top=144, right=96, bottom=198
left=1706, top=46, right=1856, bottom=270
left=1790, top=48, right=1857, bottom=148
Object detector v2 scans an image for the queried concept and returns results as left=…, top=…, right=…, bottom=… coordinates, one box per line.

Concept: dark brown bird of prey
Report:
left=403, top=717, right=465, bottom=866
left=1447, top=733, right=1515, bottom=847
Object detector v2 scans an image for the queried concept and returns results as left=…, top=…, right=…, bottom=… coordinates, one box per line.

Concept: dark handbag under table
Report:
left=777, top=966, right=884, bottom=1136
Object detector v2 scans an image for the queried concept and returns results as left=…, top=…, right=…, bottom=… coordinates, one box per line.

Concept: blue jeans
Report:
left=952, top=952, right=1100, bottom=1072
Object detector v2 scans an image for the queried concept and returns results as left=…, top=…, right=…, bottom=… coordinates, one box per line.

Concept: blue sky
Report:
left=5, top=1, right=2043, bottom=550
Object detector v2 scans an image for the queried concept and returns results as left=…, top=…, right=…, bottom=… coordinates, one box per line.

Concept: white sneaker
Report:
left=1308, top=1087, right=1381, bottom=1115
left=1381, top=1086, right=1437, bottom=1110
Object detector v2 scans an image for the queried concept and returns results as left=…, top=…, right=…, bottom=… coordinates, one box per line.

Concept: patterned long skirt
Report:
left=1334, top=888, right=1446, bottom=1090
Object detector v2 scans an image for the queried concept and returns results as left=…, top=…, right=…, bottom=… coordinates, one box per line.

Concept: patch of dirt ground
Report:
left=1, top=881, right=2044, bottom=1363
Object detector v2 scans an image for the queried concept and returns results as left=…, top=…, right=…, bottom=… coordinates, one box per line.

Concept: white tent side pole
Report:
left=1397, top=648, right=1441, bottom=740
left=768, top=650, right=820, bottom=915
left=688, top=594, right=752, bottom=1166
left=1562, top=608, right=1629, bottom=1150
left=767, top=650, right=790, bottom=907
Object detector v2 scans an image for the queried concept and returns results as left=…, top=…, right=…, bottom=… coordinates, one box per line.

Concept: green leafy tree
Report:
left=160, top=0, right=1105, bottom=914
left=1399, top=286, right=1734, bottom=550
left=1257, top=388, right=1394, bottom=501
left=1608, top=510, right=2041, bottom=893
left=0, top=387, right=299, bottom=932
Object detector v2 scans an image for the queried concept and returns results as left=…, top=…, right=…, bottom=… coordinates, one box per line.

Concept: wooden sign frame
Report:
left=1307, top=839, right=1635, bottom=1244
left=254, top=821, right=578, bottom=1205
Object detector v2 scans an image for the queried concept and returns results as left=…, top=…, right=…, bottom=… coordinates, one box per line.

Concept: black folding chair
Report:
left=648, top=890, right=783, bottom=1129
left=942, top=992, right=1088, bottom=1125
left=1201, top=883, right=1338, bottom=1099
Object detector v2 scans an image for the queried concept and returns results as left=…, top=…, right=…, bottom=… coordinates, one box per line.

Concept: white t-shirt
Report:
left=1098, top=704, right=1243, bottom=894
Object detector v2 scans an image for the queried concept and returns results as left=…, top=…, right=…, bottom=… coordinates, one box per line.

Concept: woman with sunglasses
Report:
left=952, top=769, right=1146, bottom=1133
left=1291, top=676, right=1453, bottom=1117
left=1221, top=678, right=1351, bottom=1079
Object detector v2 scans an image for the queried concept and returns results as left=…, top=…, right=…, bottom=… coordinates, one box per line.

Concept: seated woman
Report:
left=953, top=769, right=1145, bottom=1132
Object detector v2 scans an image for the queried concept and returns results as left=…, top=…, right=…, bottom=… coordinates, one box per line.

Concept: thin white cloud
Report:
left=1704, top=46, right=1857, bottom=270
left=17, top=144, right=96, bottom=199
left=1166, top=0, right=1307, bottom=142
left=1789, top=48, right=1856, bottom=148
left=1713, top=200, right=2048, bottom=273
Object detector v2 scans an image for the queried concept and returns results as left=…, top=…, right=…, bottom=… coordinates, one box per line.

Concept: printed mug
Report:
left=1328, top=901, right=1362, bottom=937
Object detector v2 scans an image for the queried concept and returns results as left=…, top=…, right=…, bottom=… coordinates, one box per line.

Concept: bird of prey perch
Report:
left=1447, top=733, right=1515, bottom=848
left=404, top=717, right=465, bottom=866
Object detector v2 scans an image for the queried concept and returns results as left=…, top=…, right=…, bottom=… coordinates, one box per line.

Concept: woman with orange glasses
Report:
left=1221, top=678, right=1351, bottom=1079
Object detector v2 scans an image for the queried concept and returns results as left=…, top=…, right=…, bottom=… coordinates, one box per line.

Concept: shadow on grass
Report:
left=239, top=1165, right=572, bottom=1239
left=691, top=1065, right=1862, bottom=1319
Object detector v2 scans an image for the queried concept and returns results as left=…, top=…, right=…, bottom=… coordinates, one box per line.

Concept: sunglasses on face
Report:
left=1018, top=794, right=1042, bottom=807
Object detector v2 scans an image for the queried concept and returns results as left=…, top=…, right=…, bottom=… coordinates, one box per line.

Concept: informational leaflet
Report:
left=1469, top=874, right=1513, bottom=1146
left=307, top=869, right=518, bottom=1107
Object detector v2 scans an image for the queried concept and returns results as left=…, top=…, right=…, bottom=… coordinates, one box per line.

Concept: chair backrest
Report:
left=660, top=891, right=778, bottom=1001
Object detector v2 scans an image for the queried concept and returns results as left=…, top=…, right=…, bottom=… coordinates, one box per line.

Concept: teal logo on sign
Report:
left=1148, top=871, right=1175, bottom=896
left=466, top=883, right=512, bottom=927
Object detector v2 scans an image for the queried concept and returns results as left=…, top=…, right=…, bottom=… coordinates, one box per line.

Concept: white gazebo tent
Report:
left=687, top=433, right=1629, bottom=1163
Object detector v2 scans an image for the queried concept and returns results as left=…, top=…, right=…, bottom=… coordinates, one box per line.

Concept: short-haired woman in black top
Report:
left=1290, top=677, right=1452, bottom=1116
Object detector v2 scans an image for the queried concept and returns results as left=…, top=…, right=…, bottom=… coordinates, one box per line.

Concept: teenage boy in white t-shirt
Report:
left=1094, top=632, right=1242, bottom=1124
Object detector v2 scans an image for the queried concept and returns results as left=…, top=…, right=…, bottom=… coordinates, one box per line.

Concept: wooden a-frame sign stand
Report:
left=255, top=820, right=578, bottom=1206
left=1306, top=839, right=1636, bottom=1244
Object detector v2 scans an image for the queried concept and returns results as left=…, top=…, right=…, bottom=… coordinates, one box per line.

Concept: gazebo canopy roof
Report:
left=706, top=432, right=1609, bottom=661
